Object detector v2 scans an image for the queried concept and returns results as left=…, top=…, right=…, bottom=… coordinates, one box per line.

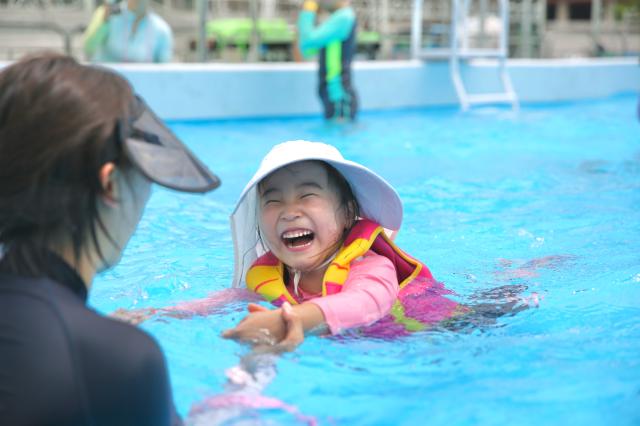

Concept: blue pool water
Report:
left=92, top=94, right=640, bottom=425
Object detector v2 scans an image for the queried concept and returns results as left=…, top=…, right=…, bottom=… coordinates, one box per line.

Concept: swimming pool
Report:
left=92, top=94, right=640, bottom=425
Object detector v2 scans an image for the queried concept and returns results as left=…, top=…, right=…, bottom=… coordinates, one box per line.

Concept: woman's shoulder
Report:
left=80, top=310, right=165, bottom=364
left=72, top=310, right=175, bottom=422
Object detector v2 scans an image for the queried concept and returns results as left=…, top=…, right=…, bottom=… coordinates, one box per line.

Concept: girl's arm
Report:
left=222, top=253, right=399, bottom=343
left=111, top=288, right=260, bottom=325
left=309, top=253, right=399, bottom=334
left=164, top=288, right=260, bottom=316
left=221, top=301, right=327, bottom=345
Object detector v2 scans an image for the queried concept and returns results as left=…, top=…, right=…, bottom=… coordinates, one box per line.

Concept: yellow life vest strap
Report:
left=246, top=219, right=428, bottom=305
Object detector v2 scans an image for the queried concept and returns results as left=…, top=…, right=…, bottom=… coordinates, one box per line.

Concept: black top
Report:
left=0, top=253, right=182, bottom=426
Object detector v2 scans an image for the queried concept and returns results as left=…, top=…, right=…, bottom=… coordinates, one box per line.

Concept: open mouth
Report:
left=281, top=229, right=315, bottom=248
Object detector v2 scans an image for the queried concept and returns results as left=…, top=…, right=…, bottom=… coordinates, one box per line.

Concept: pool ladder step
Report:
left=455, top=49, right=506, bottom=59
left=466, top=92, right=518, bottom=105
left=450, top=0, right=519, bottom=111
left=411, top=0, right=519, bottom=112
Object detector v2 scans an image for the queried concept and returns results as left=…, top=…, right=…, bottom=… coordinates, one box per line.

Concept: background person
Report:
left=83, top=0, right=173, bottom=63
left=297, top=0, right=359, bottom=121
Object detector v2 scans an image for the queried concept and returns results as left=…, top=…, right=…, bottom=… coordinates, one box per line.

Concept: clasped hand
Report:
left=222, top=302, right=304, bottom=351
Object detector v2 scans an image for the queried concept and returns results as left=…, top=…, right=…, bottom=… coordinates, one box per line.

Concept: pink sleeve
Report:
left=310, top=252, right=399, bottom=334
left=164, top=288, right=260, bottom=316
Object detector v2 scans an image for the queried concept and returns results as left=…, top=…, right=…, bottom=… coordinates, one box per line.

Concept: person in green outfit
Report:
left=297, top=0, right=358, bottom=121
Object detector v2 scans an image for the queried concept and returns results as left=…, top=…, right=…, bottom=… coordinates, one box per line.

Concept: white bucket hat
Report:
left=230, top=140, right=403, bottom=287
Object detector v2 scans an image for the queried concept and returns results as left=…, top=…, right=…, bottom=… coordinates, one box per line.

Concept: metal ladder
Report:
left=412, top=0, right=519, bottom=111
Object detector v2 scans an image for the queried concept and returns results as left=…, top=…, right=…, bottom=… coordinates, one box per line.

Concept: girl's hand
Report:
left=222, top=302, right=305, bottom=350
left=255, top=302, right=305, bottom=353
left=275, top=301, right=305, bottom=351
left=222, top=304, right=287, bottom=345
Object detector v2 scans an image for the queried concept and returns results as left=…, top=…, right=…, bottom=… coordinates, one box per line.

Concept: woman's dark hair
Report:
left=0, top=53, right=134, bottom=276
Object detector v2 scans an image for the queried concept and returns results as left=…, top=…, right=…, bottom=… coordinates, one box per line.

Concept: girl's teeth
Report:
left=283, top=230, right=311, bottom=239
left=281, top=230, right=314, bottom=248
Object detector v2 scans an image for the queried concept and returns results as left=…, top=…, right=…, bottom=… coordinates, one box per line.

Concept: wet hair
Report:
left=0, top=53, right=134, bottom=276
left=256, top=160, right=360, bottom=266
left=322, top=161, right=360, bottom=232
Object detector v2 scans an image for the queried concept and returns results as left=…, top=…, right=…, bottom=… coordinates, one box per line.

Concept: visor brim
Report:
left=124, top=98, right=220, bottom=193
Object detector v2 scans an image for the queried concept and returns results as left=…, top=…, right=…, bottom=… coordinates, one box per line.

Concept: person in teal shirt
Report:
left=83, top=0, right=173, bottom=63
left=298, top=0, right=358, bottom=120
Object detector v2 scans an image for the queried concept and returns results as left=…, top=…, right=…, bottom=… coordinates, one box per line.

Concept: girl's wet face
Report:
left=258, top=161, right=347, bottom=272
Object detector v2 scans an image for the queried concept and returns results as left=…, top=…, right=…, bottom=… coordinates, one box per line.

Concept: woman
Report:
left=0, top=53, right=221, bottom=425
left=0, top=53, right=303, bottom=425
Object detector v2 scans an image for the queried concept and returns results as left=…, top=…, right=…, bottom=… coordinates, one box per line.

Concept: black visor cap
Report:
left=122, top=96, right=221, bottom=193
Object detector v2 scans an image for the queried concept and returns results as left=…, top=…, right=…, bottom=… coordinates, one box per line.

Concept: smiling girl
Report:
left=223, top=140, right=460, bottom=344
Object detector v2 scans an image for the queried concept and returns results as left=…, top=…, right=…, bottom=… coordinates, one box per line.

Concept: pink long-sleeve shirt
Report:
left=289, top=251, right=399, bottom=334
left=166, top=252, right=400, bottom=334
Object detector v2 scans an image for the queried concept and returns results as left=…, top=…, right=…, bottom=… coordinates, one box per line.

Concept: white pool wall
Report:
left=4, top=57, right=639, bottom=120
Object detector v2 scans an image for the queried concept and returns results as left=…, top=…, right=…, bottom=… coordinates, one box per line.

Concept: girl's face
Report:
left=258, top=161, right=347, bottom=272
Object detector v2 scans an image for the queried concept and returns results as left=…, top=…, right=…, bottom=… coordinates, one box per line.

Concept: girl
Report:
left=223, top=140, right=461, bottom=344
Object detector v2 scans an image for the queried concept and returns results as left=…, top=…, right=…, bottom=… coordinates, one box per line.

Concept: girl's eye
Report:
left=263, top=199, right=280, bottom=205
left=301, top=193, right=317, bottom=199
